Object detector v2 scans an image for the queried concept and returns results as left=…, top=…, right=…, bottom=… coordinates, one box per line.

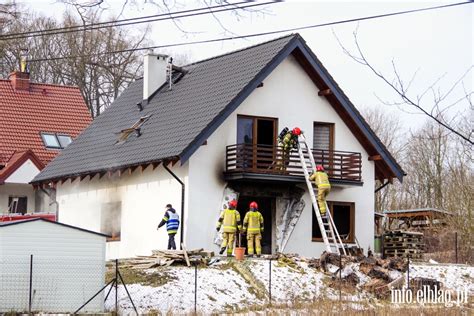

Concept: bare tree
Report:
left=335, top=28, right=473, bottom=145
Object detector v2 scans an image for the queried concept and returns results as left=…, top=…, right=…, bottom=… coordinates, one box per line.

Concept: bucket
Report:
left=234, top=247, right=246, bottom=260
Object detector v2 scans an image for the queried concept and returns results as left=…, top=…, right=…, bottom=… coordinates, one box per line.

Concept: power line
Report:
left=28, top=1, right=472, bottom=63
left=0, top=1, right=277, bottom=40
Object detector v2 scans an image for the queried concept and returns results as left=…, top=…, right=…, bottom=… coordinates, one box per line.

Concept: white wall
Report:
left=187, top=54, right=375, bottom=257
left=0, top=183, right=35, bottom=214
left=4, top=159, right=40, bottom=184
left=0, top=220, right=106, bottom=312
left=56, top=164, right=188, bottom=259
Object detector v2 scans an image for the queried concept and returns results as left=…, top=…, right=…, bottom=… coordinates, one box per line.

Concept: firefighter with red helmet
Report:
left=216, top=199, right=242, bottom=256
left=277, top=127, right=302, bottom=171
left=310, top=165, right=331, bottom=216
left=243, top=201, right=264, bottom=257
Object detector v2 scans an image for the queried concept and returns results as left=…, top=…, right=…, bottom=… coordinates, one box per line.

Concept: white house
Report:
left=33, top=34, right=405, bottom=259
left=0, top=218, right=107, bottom=312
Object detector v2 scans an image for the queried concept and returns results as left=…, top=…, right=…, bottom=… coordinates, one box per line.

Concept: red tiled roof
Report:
left=0, top=150, right=45, bottom=184
left=0, top=77, right=92, bottom=166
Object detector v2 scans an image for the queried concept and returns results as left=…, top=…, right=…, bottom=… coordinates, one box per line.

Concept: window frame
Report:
left=311, top=201, right=355, bottom=244
left=8, top=196, right=28, bottom=214
left=40, top=132, right=72, bottom=150
left=313, top=121, right=335, bottom=151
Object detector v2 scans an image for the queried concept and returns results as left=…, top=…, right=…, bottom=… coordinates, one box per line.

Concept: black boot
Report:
left=219, top=247, right=226, bottom=255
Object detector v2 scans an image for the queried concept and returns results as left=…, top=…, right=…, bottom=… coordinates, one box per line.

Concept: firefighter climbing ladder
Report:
left=296, top=134, right=347, bottom=255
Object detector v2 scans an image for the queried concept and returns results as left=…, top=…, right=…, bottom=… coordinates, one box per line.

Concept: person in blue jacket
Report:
left=157, top=204, right=180, bottom=250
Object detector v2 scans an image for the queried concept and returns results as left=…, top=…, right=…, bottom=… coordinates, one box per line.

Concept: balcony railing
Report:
left=225, top=143, right=362, bottom=182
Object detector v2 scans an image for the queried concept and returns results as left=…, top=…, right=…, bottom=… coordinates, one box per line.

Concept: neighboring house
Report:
left=0, top=70, right=91, bottom=215
left=33, top=34, right=405, bottom=259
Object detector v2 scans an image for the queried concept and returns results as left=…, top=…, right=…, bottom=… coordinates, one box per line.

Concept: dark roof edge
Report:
left=32, top=156, right=179, bottom=184
left=294, top=38, right=405, bottom=181
left=0, top=217, right=110, bottom=237
left=179, top=35, right=300, bottom=163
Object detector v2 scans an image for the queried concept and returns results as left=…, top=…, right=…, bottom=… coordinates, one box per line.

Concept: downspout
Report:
left=40, top=186, right=59, bottom=221
left=163, top=165, right=185, bottom=247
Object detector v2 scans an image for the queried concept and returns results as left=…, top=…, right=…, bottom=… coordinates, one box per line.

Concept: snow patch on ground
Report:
left=410, top=264, right=474, bottom=294
left=104, top=260, right=474, bottom=314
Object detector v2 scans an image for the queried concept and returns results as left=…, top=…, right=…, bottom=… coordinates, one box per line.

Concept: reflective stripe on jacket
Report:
left=243, top=211, right=264, bottom=233
left=216, top=209, right=242, bottom=233
left=165, top=211, right=180, bottom=234
left=310, top=171, right=331, bottom=188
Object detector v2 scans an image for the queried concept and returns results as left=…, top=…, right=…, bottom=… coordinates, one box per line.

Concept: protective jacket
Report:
left=158, top=208, right=180, bottom=234
left=216, top=209, right=242, bottom=233
left=243, top=210, right=264, bottom=233
left=310, top=171, right=331, bottom=189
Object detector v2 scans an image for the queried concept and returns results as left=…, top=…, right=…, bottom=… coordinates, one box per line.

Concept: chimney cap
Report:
left=144, top=50, right=168, bottom=58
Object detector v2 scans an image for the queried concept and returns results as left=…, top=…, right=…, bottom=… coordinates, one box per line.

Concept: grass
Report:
left=105, top=266, right=177, bottom=287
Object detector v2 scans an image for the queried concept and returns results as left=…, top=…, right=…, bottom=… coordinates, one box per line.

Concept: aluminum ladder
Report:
left=296, top=134, right=347, bottom=255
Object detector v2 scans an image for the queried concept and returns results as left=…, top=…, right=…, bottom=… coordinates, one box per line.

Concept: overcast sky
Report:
left=19, top=0, right=473, bottom=132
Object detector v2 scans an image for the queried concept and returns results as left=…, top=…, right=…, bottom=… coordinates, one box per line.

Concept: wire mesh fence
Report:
left=0, top=255, right=105, bottom=313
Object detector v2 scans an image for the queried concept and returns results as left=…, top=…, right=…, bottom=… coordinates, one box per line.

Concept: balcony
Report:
left=224, top=144, right=362, bottom=185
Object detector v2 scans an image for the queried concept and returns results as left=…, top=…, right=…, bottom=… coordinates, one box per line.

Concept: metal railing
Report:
left=225, top=143, right=362, bottom=182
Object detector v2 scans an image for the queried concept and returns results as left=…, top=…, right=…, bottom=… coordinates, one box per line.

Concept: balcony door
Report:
left=237, top=115, right=277, bottom=170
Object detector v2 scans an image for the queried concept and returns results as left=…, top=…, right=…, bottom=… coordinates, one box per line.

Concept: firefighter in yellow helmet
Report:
left=243, top=201, right=264, bottom=257
left=216, top=199, right=242, bottom=257
left=310, top=165, right=331, bottom=216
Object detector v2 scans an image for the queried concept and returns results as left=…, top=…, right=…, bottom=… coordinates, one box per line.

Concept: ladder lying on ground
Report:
left=296, top=134, right=347, bottom=255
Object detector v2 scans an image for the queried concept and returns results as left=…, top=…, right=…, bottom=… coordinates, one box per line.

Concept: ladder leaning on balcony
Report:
left=296, top=133, right=347, bottom=255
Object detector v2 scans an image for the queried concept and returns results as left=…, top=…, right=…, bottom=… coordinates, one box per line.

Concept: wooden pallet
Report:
left=384, top=237, right=423, bottom=243
left=384, top=242, right=424, bottom=249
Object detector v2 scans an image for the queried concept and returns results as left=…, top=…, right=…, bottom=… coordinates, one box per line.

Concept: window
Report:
left=101, top=202, right=122, bottom=241
left=8, top=196, right=28, bottom=214
left=312, top=201, right=355, bottom=243
left=41, top=132, right=72, bottom=149
left=313, top=122, right=334, bottom=151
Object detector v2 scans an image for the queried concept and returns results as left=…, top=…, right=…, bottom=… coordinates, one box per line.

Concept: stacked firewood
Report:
left=120, top=248, right=214, bottom=269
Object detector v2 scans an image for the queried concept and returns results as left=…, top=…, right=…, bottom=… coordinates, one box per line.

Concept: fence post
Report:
left=269, top=259, right=272, bottom=305
left=339, top=254, right=342, bottom=303
left=28, top=254, right=33, bottom=315
left=115, top=259, right=118, bottom=313
left=455, top=232, right=458, bottom=264
left=407, top=255, right=410, bottom=290
left=194, top=264, right=197, bottom=314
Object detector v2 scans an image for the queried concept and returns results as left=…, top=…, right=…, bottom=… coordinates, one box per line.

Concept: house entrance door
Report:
left=238, top=196, right=274, bottom=254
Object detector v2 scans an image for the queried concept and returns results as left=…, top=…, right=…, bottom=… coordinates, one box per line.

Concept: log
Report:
left=181, top=243, right=191, bottom=267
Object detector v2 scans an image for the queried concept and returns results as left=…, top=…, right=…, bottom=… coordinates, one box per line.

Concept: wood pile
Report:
left=120, top=248, right=214, bottom=269
left=383, top=230, right=424, bottom=259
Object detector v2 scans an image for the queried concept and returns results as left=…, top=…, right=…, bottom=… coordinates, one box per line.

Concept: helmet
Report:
left=316, top=165, right=324, bottom=171
left=292, top=127, right=302, bottom=136
left=229, top=200, right=237, bottom=208
left=249, top=201, right=258, bottom=209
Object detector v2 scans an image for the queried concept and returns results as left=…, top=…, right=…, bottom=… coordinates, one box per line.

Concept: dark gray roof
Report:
left=34, top=33, right=404, bottom=183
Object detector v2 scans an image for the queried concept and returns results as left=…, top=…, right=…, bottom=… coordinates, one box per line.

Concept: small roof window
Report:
left=41, top=132, right=73, bottom=149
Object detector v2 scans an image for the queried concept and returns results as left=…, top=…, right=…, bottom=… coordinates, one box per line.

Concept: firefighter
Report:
left=243, top=201, right=264, bottom=257
left=277, top=127, right=301, bottom=171
left=216, top=199, right=242, bottom=256
left=157, top=204, right=180, bottom=250
left=310, top=165, right=331, bottom=216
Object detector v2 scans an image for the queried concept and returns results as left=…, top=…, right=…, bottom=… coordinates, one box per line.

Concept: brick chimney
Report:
left=9, top=71, right=30, bottom=91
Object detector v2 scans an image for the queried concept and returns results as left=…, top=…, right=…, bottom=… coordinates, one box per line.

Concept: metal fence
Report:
left=0, top=255, right=105, bottom=313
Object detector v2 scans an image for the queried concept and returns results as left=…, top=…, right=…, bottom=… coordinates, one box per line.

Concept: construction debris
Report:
left=120, top=248, right=214, bottom=268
